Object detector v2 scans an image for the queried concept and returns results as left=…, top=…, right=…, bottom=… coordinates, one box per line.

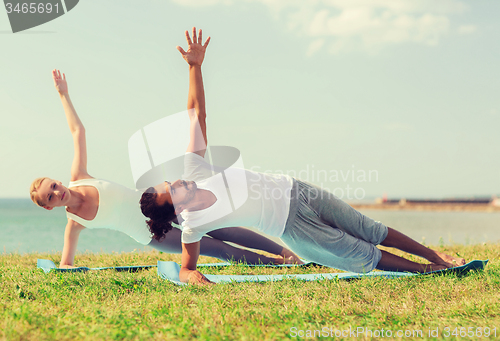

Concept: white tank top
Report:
left=66, top=178, right=152, bottom=245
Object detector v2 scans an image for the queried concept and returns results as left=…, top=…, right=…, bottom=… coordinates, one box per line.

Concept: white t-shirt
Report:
left=180, top=153, right=293, bottom=244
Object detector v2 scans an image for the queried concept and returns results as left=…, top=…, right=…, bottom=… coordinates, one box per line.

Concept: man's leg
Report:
left=380, top=227, right=466, bottom=267
left=292, top=180, right=465, bottom=272
left=376, top=250, right=446, bottom=272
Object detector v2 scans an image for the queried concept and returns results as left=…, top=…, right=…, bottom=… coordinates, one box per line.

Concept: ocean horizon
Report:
left=1, top=198, right=499, bottom=256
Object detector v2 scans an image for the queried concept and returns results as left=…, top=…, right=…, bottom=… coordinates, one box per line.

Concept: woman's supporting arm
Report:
left=59, top=219, right=85, bottom=268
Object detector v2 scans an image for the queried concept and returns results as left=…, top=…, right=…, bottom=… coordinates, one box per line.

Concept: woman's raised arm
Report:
left=52, top=69, right=91, bottom=181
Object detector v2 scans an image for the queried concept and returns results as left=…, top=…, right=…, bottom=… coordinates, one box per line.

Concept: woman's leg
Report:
left=148, top=227, right=279, bottom=264
left=199, top=236, right=279, bottom=264
left=206, top=227, right=284, bottom=253
left=206, top=227, right=301, bottom=263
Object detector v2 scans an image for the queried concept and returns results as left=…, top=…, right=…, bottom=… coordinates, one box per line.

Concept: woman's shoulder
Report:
left=69, top=174, right=94, bottom=182
left=69, top=174, right=95, bottom=182
left=68, top=176, right=96, bottom=187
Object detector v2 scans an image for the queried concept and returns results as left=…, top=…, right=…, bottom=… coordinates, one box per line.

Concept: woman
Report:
left=29, top=69, right=300, bottom=268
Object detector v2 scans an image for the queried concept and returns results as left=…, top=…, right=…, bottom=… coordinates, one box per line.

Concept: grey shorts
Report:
left=281, top=180, right=388, bottom=273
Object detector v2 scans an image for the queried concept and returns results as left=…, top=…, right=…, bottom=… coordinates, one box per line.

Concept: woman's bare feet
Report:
left=280, top=248, right=304, bottom=265
left=430, top=251, right=466, bottom=268
left=271, top=256, right=290, bottom=265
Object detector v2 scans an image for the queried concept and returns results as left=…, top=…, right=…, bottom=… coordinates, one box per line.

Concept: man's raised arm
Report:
left=177, top=27, right=211, bottom=157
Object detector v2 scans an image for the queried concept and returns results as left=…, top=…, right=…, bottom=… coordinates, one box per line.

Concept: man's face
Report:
left=153, top=179, right=197, bottom=213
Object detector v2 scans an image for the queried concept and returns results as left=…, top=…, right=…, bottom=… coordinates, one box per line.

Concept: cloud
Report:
left=306, top=38, right=325, bottom=57
left=457, top=24, right=477, bottom=35
left=281, top=2, right=454, bottom=54
left=487, top=108, right=498, bottom=116
left=171, top=0, right=470, bottom=55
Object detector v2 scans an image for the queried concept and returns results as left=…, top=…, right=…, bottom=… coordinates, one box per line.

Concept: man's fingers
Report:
left=176, top=46, right=186, bottom=55
left=185, top=30, right=192, bottom=45
left=192, top=27, right=197, bottom=44
left=202, top=278, right=215, bottom=285
left=63, top=73, right=66, bottom=81
left=203, top=36, right=211, bottom=48
left=198, top=29, right=202, bottom=44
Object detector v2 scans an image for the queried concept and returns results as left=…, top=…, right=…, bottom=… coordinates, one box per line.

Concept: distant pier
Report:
left=350, top=196, right=500, bottom=212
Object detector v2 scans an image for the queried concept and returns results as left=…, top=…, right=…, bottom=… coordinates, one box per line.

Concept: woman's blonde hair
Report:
left=30, top=177, right=49, bottom=207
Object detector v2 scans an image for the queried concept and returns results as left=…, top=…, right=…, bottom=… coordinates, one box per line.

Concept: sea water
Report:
left=0, top=199, right=149, bottom=254
left=1, top=199, right=499, bottom=254
left=357, top=209, right=500, bottom=246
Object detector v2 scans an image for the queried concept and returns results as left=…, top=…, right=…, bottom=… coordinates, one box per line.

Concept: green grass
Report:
left=1, top=244, right=499, bottom=340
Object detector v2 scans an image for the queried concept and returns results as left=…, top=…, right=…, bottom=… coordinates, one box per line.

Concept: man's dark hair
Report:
left=140, top=186, right=177, bottom=241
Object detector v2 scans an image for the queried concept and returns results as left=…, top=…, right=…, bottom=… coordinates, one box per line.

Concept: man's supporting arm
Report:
left=180, top=241, right=214, bottom=285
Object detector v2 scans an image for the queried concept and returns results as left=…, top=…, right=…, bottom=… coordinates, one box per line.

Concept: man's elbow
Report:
left=187, top=107, right=206, bottom=120
left=197, top=110, right=206, bottom=121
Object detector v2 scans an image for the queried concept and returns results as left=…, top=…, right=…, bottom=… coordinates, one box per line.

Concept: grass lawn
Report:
left=1, top=244, right=499, bottom=340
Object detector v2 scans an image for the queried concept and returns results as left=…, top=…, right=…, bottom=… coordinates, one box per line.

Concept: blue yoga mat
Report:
left=36, top=259, right=316, bottom=274
left=157, top=260, right=489, bottom=286
left=37, top=259, right=156, bottom=274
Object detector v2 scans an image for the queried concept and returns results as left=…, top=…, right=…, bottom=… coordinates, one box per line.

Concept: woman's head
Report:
left=30, top=177, right=70, bottom=210
left=140, top=187, right=177, bottom=241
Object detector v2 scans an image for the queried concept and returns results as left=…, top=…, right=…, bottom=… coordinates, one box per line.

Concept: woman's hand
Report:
left=177, top=27, right=211, bottom=67
left=52, top=69, right=68, bottom=95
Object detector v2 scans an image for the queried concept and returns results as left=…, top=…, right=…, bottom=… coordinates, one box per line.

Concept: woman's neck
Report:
left=65, top=188, right=86, bottom=212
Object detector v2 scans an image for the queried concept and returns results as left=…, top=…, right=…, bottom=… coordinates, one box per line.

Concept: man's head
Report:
left=140, top=179, right=197, bottom=240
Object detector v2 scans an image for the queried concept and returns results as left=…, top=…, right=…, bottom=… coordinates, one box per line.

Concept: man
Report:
left=140, top=28, right=466, bottom=285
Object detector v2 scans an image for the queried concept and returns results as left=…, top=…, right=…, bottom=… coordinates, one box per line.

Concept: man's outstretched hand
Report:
left=177, top=27, right=210, bottom=67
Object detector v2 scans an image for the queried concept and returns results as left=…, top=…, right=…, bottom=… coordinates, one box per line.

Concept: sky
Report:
left=0, top=0, right=499, bottom=200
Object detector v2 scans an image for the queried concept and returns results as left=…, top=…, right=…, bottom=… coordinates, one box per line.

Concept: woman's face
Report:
left=37, top=178, right=70, bottom=209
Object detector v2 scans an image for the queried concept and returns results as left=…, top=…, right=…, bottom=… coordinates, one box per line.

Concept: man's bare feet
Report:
left=420, top=263, right=447, bottom=273
left=430, top=251, right=466, bottom=268
left=280, top=248, right=304, bottom=265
